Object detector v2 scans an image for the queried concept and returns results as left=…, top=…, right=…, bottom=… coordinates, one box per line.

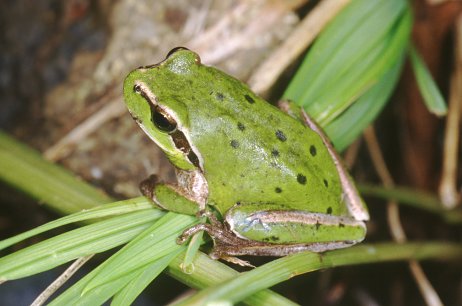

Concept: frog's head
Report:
left=123, top=47, right=203, bottom=171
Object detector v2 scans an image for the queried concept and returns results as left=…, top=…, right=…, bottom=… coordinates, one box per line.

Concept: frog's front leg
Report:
left=140, top=170, right=206, bottom=216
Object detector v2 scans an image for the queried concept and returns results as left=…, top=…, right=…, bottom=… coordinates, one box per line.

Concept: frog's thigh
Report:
left=225, top=203, right=366, bottom=245
left=140, top=176, right=200, bottom=215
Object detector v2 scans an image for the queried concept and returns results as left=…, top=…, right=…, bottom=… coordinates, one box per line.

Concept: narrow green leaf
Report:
left=48, top=258, right=139, bottom=306
left=82, top=213, right=196, bottom=294
left=0, top=131, right=111, bottom=214
left=167, top=252, right=299, bottom=306
left=112, top=249, right=183, bottom=306
left=325, top=53, right=405, bottom=151
left=0, top=197, right=153, bottom=251
left=283, top=0, right=412, bottom=147
left=179, top=231, right=204, bottom=274
left=172, top=243, right=462, bottom=306
left=409, top=45, right=447, bottom=116
left=0, top=210, right=162, bottom=281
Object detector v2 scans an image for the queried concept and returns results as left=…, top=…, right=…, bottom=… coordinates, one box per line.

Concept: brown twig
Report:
left=31, top=255, right=94, bottom=306
left=44, top=93, right=125, bottom=162
left=438, top=15, right=462, bottom=209
left=188, top=0, right=306, bottom=65
left=364, top=126, right=443, bottom=306
left=248, top=0, right=351, bottom=95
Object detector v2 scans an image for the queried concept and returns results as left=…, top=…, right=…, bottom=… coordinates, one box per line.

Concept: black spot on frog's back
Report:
left=230, top=139, right=239, bottom=148
left=237, top=122, right=245, bottom=131
left=297, top=174, right=307, bottom=185
left=244, top=94, right=255, bottom=104
left=216, top=92, right=224, bottom=101
left=310, top=145, right=317, bottom=157
left=275, top=187, right=282, bottom=193
left=275, top=130, right=287, bottom=142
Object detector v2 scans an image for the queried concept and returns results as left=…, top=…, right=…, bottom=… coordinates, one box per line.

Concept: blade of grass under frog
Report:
left=111, top=248, right=183, bottom=306
left=49, top=215, right=190, bottom=305
left=82, top=213, right=196, bottom=294
left=409, top=45, right=447, bottom=116
left=0, top=210, right=160, bottom=281
left=167, top=252, right=299, bottom=306
left=180, top=220, right=205, bottom=274
left=48, top=256, right=141, bottom=306
left=0, top=197, right=154, bottom=251
left=171, top=242, right=462, bottom=306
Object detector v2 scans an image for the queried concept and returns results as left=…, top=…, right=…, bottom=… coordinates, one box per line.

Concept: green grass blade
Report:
left=283, top=0, right=411, bottom=147
left=409, top=45, right=447, bottom=116
left=0, top=197, right=152, bottom=251
left=325, top=53, right=405, bottom=151
left=0, top=210, right=162, bottom=281
left=48, top=258, right=139, bottom=306
left=172, top=242, right=462, bottom=306
left=111, top=249, right=183, bottom=306
left=179, top=231, right=204, bottom=274
left=51, top=213, right=194, bottom=305
left=0, top=131, right=111, bottom=214
left=82, top=213, right=196, bottom=294
left=167, top=252, right=299, bottom=306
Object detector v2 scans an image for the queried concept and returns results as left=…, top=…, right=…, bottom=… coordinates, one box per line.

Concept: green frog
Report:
left=123, top=47, right=369, bottom=261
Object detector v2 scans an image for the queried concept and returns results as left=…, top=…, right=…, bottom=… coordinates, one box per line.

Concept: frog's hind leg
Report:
left=178, top=220, right=357, bottom=261
left=211, top=240, right=356, bottom=258
left=278, top=99, right=369, bottom=222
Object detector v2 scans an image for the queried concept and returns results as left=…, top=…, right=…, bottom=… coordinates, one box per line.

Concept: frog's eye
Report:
left=134, top=84, right=142, bottom=94
left=152, top=107, right=177, bottom=133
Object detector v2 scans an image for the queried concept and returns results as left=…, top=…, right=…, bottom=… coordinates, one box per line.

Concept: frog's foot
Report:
left=177, top=223, right=238, bottom=245
left=177, top=223, right=255, bottom=267
left=195, top=209, right=223, bottom=228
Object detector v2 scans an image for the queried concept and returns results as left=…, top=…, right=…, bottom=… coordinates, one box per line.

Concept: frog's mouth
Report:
left=133, top=81, right=203, bottom=170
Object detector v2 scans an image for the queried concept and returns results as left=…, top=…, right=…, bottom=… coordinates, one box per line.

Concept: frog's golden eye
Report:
left=152, top=107, right=177, bottom=133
